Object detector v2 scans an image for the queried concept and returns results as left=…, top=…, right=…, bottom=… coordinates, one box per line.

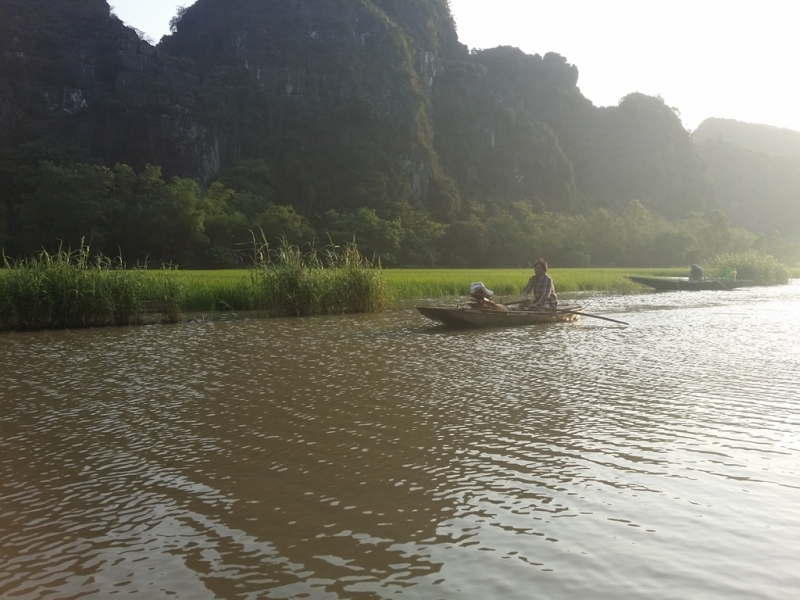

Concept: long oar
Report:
left=706, top=273, right=729, bottom=290
left=505, top=300, right=629, bottom=325
left=557, top=308, right=630, bottom=326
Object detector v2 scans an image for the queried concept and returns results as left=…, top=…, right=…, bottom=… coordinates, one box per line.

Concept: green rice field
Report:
left=167, top=262, right=800, bottom=311
left=164, top=267, right=695, bottom=309
left=3, top=265, right=798, bottom=325
left=381, top=268, right=686, bottom=299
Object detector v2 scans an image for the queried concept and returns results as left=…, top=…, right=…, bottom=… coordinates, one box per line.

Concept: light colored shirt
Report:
left=523, top=273, right=557, bottom=307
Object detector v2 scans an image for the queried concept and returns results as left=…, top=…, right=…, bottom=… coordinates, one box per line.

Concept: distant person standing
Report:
left=522, top=258, right=558, bottom=308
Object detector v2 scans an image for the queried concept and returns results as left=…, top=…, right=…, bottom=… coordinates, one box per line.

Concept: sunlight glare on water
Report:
left=1, top=282, right=800, bottom=599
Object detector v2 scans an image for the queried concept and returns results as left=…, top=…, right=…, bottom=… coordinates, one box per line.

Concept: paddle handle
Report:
left=557, top=309, right=629, bottom=326
left=706, top=273, right=729, bottom=290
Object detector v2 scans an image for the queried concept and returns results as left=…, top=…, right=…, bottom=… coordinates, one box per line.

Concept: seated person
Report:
left=469, top=282, right=508, bottom=311
left=689, top=264, right=704, bottom=281
left=470, top=281, right=494, bottom=300
left=522, top=258, right=558, bottom=308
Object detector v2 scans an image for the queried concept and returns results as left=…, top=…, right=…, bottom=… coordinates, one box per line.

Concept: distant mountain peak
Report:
left=693, top=117, right=800, bottom=161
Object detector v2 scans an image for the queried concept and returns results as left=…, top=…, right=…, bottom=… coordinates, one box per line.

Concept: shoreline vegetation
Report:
left=0, top=244, right=184, bottom=332
left=0, top=243, right=793, bottom=333
left=0, top=239, right=387, bottom=332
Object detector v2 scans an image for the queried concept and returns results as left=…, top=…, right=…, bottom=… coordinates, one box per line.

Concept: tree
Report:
left=214, top=158, right=276, bottom=217
left=255, top=205, right=312, bottom=249
left=324, top=208, right=404, bottom=265
left=106, top=165, right=207, bottom=266
left=169, top=6, right=188, bottom=33
left=484, top=210, right=528, bottom=267
left=17, top=161, right=116, bottom=254
left=396, top=206, right=446, bottom=267
left=200, top=182, right=249, bottom=267
left=0, top=202, right=9, bottom=250
left=439, top=218, right=488, bottom=267
left=155, top=176, right=211, bottom=266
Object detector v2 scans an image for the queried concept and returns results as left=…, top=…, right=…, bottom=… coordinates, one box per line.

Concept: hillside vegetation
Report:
left=0, top=0, right=798, bottom=267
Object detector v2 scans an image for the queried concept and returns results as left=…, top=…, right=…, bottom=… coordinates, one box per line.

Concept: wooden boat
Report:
left=416, top=304, right=584, bottom=328
left=627, top=276, right=755, bottom=291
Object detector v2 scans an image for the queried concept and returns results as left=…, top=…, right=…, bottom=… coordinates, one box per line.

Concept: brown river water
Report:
left=2, top=282, right=800, bottom=600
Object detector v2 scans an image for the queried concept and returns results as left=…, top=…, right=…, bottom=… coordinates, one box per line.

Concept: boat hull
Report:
left=416, top=305, right=583, bottom=328
left=627, top=276, right=754, bottom=291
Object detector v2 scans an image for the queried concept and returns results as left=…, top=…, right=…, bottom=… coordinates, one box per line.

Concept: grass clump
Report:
left=249, top=238, right=387, bottom=316
left=0, top=237, right=385, bottom=330
left=0, top=243, right=182, bottom=332
left=175, top=237, right=388, bottom=316
left=708, top=251, right=789, bottom=285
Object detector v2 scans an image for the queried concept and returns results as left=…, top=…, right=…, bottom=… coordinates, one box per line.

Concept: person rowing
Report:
left=522, top=258, right=557, bottom=309
left=689, top=264, right=704, bottom=281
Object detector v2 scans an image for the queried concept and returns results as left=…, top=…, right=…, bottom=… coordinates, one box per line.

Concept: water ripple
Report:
left=2, top=283, right=800, bottom=599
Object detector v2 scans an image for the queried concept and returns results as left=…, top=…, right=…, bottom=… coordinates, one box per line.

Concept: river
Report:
left=1, top=282, right=799, bottom=599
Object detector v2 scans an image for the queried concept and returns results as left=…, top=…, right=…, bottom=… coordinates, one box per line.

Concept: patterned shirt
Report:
left=523, top=273, right=557, bottom=307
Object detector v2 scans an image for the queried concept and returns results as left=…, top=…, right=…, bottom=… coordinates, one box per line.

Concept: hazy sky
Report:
left=108, top=0, right=800, bottom=132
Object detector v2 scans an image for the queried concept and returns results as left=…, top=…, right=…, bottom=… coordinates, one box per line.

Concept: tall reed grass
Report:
left=172, top=238, right=388, bottom=314
left=0, top=238, right=386, bottom=331
left=708, top=251, right=789, bottom=285
left=0, top=244, right=182, bottom=332
left=246, top=237, right=387, bottom=316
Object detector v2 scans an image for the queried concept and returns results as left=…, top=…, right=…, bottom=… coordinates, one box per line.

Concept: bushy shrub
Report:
left=250, top=237, right=387, bottom=316
left=709, top=251, right=788, bottom=285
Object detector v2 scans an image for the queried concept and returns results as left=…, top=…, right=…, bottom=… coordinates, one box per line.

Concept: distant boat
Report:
left=416, top=304, right=584, bottom=328
left=627, top=276, right=755, bottom=291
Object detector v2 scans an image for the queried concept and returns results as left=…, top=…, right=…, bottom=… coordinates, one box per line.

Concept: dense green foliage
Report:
left=0, top=238, right=387, bottom=330
left=0, top=243, right=182, bottom=331
left=2, top=155, right=790, bottom=269
left=708, top=251, right=789, bottom=286
left=154, top=238, right=388, bottom=315
left=248, top=238, right=388, bottom=316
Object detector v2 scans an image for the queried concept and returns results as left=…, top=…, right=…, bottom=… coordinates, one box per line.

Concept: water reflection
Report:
left=2, top=283, right=800, bottom=599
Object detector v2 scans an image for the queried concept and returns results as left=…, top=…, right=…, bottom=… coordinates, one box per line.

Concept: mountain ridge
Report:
left=693, top=117, right=800, bottom=161
left=1, top=0, right=798, bottom=266
left=1, top=0, right=714, bottom=220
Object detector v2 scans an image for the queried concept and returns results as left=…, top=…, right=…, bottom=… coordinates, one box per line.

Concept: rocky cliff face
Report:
left=157, top=0, right=466, bottom=217
left=0, top=0, right=222, bottom=178
left=1, top=0, right=117, bottom=142
left=0, top=0, right=715, bottom=222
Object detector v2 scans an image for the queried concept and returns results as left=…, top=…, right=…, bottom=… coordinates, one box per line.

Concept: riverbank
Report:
left=171, top=265, right=798, bottom=310
left=382, top=267, right=684, bottom=298
left=3, top=262, right=797, bottom=332
left=0, top=243, right=385, bottom=332
left=162, top=267, right=652, bottom=312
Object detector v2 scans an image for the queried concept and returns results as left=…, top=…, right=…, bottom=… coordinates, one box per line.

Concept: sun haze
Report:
left=448, top=0, right=800, bottom=132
